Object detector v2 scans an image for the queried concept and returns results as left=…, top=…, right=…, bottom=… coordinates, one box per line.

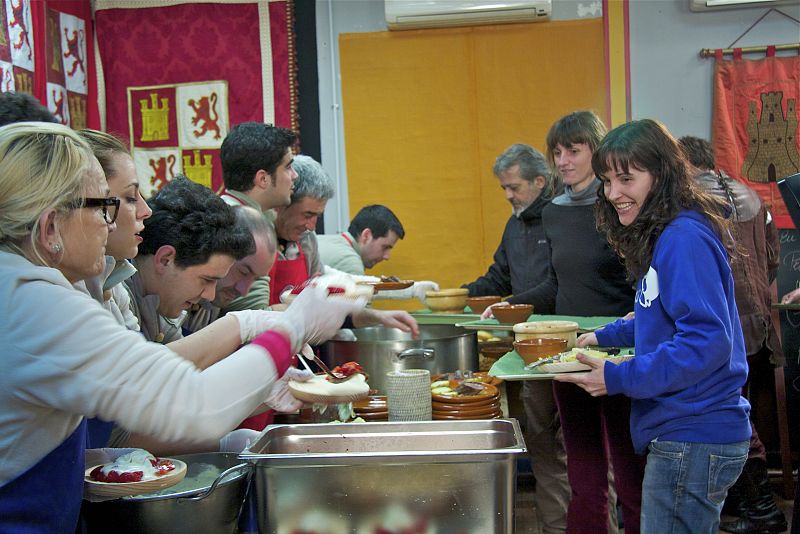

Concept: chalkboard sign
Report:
left=777, top=229, right=800, bottom=450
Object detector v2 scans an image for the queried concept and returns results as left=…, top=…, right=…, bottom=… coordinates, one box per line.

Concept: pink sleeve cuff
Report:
left=251, top=331, right=292, bottom=376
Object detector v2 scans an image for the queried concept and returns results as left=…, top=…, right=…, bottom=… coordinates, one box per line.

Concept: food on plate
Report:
left=88, top=449, right=175, bottom=483
left=430, top=370, right=499, bottom=397
left=431, top=381, right=487, bottom=397
left=526, top=348, right=634, bottom=373
left=557, top=348, right=610, bottom=362
left=289, top=373, right=370, bottom=404
left=430, top=372, right=497, bottom=398
left=330, top=361, right=365, bottom=379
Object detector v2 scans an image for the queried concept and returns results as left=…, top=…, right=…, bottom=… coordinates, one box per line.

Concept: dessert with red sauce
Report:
left=88, top=449, right=175, bottom=483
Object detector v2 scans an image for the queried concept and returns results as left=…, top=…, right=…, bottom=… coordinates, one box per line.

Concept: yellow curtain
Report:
left=340, top=19, right=607, bottom=309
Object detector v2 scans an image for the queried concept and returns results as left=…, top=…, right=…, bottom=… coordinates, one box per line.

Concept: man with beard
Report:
left=463, top=144, right=558, bottom=310
left=318, top=204, right=405, bottom=275
left=184, top=206, right=278, bottom=334
left=463, top=143, right=569, bottom=534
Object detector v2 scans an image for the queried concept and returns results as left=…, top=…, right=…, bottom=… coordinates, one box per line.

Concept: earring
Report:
left=51, top=243, right=62, bottom=253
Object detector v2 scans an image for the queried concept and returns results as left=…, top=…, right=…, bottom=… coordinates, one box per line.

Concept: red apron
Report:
left=267, top=246, right=309, bottom=306
left=220, top=190, right=245, bottom=206
left=238, top=245, right=309, bottom=430
left=341, top=232, right=354, bottom=248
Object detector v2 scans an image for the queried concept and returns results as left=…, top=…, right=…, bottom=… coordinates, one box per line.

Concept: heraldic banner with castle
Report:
left=95, top=0, right=297, bottom=198
left=712, top=51, right=800, bottom=229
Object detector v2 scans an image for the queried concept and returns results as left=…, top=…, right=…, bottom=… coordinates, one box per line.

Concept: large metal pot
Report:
left=81, top=452, right=251, bottom=534
left=320, top=324, right=478, bottom=393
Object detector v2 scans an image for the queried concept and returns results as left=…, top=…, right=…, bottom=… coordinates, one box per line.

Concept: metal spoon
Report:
left=298, top=346, right=361, bottom=384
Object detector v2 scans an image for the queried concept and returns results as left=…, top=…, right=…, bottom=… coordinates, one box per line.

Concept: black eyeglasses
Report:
left=69, top=197, right=121, bottom=224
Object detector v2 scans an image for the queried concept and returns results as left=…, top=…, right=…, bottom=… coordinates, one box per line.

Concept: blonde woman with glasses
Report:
left=0, top=122, right=366, bottom=532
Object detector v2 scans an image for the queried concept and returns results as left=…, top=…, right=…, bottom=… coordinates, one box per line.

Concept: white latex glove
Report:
left=323, top=265, right=379, bottom=284
left=372, top=280, right=440, bottom=303
left=227, top=309, right=283, bottom=343
left=278, top=286, right=295, bottom=305
left=280, top=285, right=367, bottom=351
left=480, top=301, right=508, bottom=320
left=218, top=429, right=261, bottom=453
left=84, top=447, right=138, bottom=470
left=411, top=281, right=439, bottom=302
left=265, top=367, right=315, bottom=412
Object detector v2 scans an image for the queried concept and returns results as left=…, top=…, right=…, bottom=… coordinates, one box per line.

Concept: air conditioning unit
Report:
left=385, top=0, right=551, bottom=30
left=689, top=0, right=799, bottom=11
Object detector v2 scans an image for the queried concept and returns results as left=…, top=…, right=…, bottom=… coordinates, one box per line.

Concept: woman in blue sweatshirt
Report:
left=558, top=119, right=751, bottom=533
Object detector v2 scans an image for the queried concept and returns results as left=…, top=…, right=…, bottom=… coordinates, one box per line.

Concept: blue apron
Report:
left=0, top=419, right=87, bottom=533
left=85, top=418, right=114, bottom=449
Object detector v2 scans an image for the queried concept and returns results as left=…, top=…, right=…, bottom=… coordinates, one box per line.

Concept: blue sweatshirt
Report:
left=597, top=210, right=751, bottom=454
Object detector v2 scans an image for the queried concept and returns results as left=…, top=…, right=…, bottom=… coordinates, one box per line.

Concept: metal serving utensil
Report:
left=297, top=346, right=360, bottom=384
left=525, top=352, right=566, bottom=370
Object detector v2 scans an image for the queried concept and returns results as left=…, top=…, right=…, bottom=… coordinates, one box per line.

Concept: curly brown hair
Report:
left=592, top=119, right=733, bottom=280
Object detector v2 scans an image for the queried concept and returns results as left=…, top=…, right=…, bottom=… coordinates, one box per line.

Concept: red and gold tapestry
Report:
left=94, top=0, right=297, bottom=196
left=0, top=0, right=97, bottom=128
left=712, top=51, right=800, bottom=229
left=128, top=81, right=229, bottom=196
left=0, top=0, right=36, bottom=94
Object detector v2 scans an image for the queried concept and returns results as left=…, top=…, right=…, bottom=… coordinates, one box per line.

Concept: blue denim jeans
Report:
left=641, top=439, right=748, bottom=534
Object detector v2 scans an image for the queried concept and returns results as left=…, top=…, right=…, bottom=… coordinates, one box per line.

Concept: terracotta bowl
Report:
left=425, top=288, right=468, bottom=313
left=513, top=320, right=579, bottom=348
left=492, top=304, right=533, bottom=324
left=513, top=337, right=568, bottom=366
left=466, top=295, right=502, bottom=314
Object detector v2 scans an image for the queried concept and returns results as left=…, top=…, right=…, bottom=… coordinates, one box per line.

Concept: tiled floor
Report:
left=514, top=471, right=795, bottom=533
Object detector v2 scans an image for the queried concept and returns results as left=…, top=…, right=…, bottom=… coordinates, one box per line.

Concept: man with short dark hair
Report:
left=125, top=176, right=255, bottom=344
left=0, top=92, right=57, bottom=126
left=225, top=155, right=331, bottom=310
left=318, top=204, right=405, bottom=275
left=184, top=206, right=278, bottom=334
left=219, top=122, right=298, bottom=217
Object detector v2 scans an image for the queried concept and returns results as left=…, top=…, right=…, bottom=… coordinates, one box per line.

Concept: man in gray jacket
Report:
left=464, top=143, right=568, bottom=533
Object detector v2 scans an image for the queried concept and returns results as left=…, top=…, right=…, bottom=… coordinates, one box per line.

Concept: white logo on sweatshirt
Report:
left=638, top=266, right=660, bottom=308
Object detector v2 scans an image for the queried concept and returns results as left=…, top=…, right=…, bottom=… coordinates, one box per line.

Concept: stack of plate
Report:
left=352, top=395, right=388, bottom=421
left=431, top=383, right=502, bottom=420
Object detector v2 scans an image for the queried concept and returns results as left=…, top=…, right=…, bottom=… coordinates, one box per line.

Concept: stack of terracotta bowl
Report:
left=431, top=376, right=502, bottom=420
left=352, top=395, right=388, bottom=421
